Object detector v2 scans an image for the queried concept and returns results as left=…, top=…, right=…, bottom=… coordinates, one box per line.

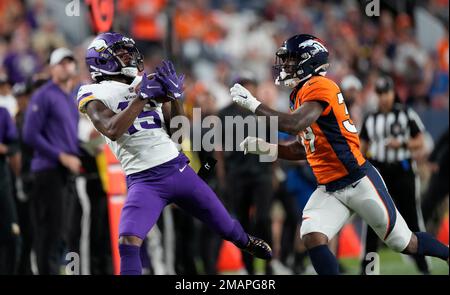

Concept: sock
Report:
left=412, top=255, right=430, bottom=274
left=308, top=245, right=339, bottom=275
left=228, top=220, right=249, bottom=248
left=119, top=244, right=142, bottom=275
left=294, top=251, right=308, bottom=272
left=140, top=242, right=151, bottom=270
left=415, top=232, right=449, bottom=261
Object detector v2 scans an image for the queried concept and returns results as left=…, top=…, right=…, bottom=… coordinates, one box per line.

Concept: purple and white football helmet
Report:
left=86, top=32, right=144, bottom=82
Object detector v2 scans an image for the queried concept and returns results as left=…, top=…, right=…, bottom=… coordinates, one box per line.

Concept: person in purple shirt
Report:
left=23, top=48, right=80, bottom=275
left=0, top=106, right=21, bottom=274
left=2, top=24, right=42, bottom=85
left=2, top=51, right=41, bottom=85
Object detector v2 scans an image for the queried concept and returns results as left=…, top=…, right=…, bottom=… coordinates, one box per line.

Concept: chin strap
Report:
left=275, top=69, right=300, bottom=88
left=121, top=67, right=139, bottom=78
left=275, top=65, right=329, bottom=89
left=284, top=78, right=301, bottom=88
left=90, top=65, right=139, bottom=81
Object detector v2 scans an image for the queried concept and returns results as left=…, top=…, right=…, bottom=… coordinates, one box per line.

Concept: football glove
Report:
left=230, top=83, right=261, bottom=113
left=155, top=60, right=185, bottom=100
left=239, top=136, right=276, bottom=155
left=139, top=72, right=165, bottom=100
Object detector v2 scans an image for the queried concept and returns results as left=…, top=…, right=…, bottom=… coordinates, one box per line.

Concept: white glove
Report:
left=240, top=136, right=276, bottom=155
left=230, top=83, right=261, bottom=113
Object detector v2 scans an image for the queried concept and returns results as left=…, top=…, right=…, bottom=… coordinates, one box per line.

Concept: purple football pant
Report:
left=119, top=153, right=248, bottom=248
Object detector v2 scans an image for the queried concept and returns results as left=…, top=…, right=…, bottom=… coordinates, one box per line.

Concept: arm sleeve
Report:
left=23, top=93, right=62, bottom=161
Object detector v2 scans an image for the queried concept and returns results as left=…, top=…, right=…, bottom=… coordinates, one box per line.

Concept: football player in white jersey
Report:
left=77, top=32, right=272, bottom=275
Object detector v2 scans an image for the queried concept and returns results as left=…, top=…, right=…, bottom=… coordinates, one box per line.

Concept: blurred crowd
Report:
left=0, top=0, right=448, bottom=275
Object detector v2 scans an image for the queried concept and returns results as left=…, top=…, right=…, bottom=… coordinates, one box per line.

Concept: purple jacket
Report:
left=23, top=81, right=79, bottom=172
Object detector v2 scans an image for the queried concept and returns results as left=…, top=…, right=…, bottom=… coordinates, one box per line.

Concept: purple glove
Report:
left=138, top=72, right=165, bottom=100
left=155, top=60, right=185, bottom=100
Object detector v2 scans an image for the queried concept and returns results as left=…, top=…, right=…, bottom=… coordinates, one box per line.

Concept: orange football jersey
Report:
left=291, top=75, right=366, bottom=187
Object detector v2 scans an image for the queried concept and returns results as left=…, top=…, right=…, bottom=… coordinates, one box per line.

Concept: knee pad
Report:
left=384, top=229, right=411, bottom=252
left=300, top=218, right=327, bottom=240
left=385, top=235, right=409, bottom=252
left=383, top=212, right=412, bottom=252
left=299, top=220, right=312, bottom=240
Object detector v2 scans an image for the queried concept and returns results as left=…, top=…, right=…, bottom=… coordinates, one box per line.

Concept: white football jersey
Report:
left=77, top=77, right=179, bottom=175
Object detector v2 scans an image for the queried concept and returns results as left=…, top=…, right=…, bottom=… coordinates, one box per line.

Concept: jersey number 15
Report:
left=117, top=101, right=162, bottom=135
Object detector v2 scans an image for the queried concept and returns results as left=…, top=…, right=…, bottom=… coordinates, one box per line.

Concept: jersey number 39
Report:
left=337, top=93, right=357, bottom=133
left=301, top=93, right=357, bottom=153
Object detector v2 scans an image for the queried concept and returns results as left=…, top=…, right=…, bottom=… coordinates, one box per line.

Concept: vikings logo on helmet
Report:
left=89, top=39, right=108, bottom=52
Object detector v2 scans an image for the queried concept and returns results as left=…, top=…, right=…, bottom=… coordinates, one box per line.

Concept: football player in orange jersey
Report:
left=231, top=34, right=449, bottom=275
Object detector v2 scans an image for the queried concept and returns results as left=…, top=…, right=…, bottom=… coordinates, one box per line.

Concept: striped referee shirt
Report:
left=360, top=103, right=425, bottom=163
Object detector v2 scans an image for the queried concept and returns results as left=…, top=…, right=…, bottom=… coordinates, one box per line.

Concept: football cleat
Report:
left=241, top=235, right=273, bottom=260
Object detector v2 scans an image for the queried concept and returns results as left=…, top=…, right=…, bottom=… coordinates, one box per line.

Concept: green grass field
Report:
left=248, top=247, right=449, bottom=275
left=339, top=248, right=449, bottom=275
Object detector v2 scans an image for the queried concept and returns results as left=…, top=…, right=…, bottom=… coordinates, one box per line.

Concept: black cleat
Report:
left=241, top=235, right=273, bottom=260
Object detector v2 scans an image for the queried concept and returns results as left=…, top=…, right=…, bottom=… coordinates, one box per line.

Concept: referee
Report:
left=359, top=76, right=429, bottom=275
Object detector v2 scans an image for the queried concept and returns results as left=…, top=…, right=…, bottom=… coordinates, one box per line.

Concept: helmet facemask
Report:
left=273, top=47, right=301, bottom=88
left=108, top=40, right=144, bottom=78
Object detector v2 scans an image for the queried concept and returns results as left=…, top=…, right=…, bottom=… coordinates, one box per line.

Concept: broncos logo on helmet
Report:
left=273, top=34, right=329, bottom=88
left=85, top=32, right=144, bottom=82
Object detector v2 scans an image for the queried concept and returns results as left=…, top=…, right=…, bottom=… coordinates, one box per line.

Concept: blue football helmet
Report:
left=273, top=34, right=329, bottom=88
